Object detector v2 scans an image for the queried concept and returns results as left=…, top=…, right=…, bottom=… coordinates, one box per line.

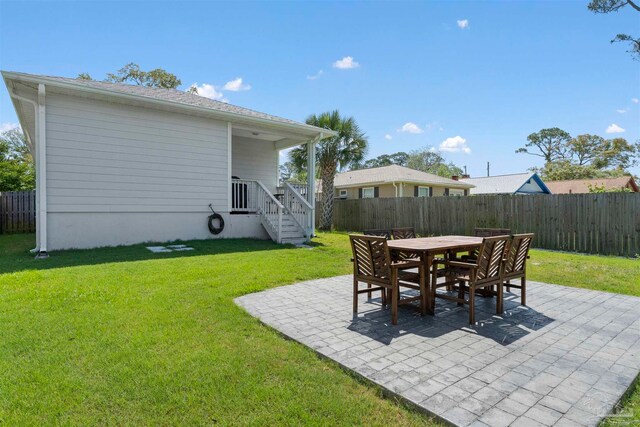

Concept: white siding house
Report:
left=3, top=71, right=332, bottom=255
left=460, top=173, right=551, bottom=195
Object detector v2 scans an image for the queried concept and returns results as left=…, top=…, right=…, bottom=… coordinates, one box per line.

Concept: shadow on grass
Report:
left=0, top=233, right=294, bottom=275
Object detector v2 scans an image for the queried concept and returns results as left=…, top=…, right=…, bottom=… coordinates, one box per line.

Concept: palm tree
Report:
left=290, top=110, right=368, bottom=230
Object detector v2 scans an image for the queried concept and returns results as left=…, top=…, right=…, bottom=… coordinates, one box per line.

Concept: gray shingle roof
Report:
left=460, top=173, right=543, bottom=194
left=334, top=165, right=474, bottom=188
left=2, top=71, right=331, bottom=134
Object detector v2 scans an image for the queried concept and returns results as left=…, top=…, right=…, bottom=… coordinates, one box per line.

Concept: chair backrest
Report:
left=475, top=235, right=511, bottom=281
left=474, top=227, right=511, bottom=237
left=363, top=229, right=391, bottom=239
left=392, top=227, right=416, bottom=240
left=349, top=235, right=391, bottom=280
left=504, top=233, right=534, bottom=275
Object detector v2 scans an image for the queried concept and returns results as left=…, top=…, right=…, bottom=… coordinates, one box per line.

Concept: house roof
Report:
left=545, top=176, right=639, bottom=194
left=460, top=173, right=550, bottom=195
left=333, top=165, right=475, bottom=188
left=2, top=71, right=335, bottom=139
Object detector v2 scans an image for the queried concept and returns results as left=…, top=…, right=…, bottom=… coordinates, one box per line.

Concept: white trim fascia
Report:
left=2, top=72, right=337, bottom=140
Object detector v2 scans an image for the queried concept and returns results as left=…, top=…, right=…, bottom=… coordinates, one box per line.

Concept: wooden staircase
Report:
left=232, top=179, right=312, bottom=245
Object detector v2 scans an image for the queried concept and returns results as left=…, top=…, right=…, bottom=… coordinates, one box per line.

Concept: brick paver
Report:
left=236, top=276, right=640, bottom=427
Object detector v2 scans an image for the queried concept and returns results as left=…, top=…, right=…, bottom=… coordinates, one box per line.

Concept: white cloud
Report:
left=457, top=19, right=469, bottom=29
left=605, top=123, right=625, bottom=134
left=189, top=83, right=227, bottom=102
left=223, top=77, right=251, bottom=91
left=307, top=70, right=324, bottom=80
left=616, top=108, right=628, bottom=113
left=632, top=98, right=639, bottom=104
left=0, top=122, right=19, bottom=132
left=384, top=134, right=393, bottom=140
left=333, top=56, right=360, bottom=69
left=398, top=122, right=423, bottom=134
left=439, top=136, right=471, bottom=154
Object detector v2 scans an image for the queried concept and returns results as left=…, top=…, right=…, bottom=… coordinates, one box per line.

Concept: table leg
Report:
left=427, top=253, right=436, bottom=314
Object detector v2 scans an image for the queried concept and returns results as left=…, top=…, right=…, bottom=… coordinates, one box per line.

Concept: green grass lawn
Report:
left=0, top=233, right=638, bottom=425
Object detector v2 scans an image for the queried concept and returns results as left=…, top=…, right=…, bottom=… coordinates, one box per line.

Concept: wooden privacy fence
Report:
left=331, top=193, right=640, bottom=257
left=0, top=191, right=36, bottom=234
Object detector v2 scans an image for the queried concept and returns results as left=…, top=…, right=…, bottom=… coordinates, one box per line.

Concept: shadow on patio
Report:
left=348, top=291, right=555, bottom=346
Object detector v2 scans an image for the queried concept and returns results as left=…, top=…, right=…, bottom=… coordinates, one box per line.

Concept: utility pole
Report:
left=487, top=162, right=490, bottom=177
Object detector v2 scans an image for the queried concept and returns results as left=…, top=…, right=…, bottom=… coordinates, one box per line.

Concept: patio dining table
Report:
left=387, top=235, right=483, bottom=314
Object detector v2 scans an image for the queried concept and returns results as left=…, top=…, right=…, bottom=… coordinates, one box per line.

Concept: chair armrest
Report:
left=446, top=260, right=478, bottom=269
left=390, top=260, right=422, bottom=269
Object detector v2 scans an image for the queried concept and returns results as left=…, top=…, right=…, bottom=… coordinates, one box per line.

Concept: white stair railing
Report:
left=283, top=182, right=313, bottom=238
left=254, top=181, right=284, bottom=243
left=231, top=179, right=258, bottom=212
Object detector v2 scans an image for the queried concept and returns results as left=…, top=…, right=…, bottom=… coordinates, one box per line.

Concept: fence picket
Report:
left=332, top=193, right=640, bottom=257
left=0, top=191, right=36, bottom=234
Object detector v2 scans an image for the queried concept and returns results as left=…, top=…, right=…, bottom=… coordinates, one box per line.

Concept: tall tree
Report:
left=289, top=111, right=367, bottom=230
left=588, top=0, right=640, bottom=60
left=77, top=64, right=183, bottom=88
left=0, top=128, right=35, bottom=191
left=406, top=148, right=464, bottom=177
left=357, top=151, right=409, bottom=169
left=279, top=161, right=307, bottom=184
left=106, top=63, right=182, bottom=88
left=530, top=132, right=639, bottom=180
left=516, top=128, right=572, bottom=162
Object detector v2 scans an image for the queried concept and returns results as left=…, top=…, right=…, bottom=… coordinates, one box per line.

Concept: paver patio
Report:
left=236, top=276, right=640, bottom=427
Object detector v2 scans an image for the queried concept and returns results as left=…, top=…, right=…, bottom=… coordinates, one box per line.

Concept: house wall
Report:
left=44, top=92, right=267, bottom=250
left=516, top=178, right=546, bottom=194
left=335, top=183, right=467, bottom=199
left=232, top=136, right=278, bottom=193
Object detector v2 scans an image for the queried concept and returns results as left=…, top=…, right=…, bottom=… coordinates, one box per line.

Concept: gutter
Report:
left=2, top=71, right=337, bottom=140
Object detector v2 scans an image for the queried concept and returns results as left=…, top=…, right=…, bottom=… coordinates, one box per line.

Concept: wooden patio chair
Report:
left=434, top=235, right=511, bottom=324
left=391, top=227, right=420, bottom=261
left=349, top=235, right=427, bottom=325
left=391, top=227, right=416, bottom=240
left=503, top=233, right=534, bottom=306
left=459, top=228, right=512, bottom=262
left=363, top=229, right=392, bottom=239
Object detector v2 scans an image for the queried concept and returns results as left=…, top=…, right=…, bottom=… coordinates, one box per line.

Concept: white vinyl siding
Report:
left=45, top=93, right=229, bottom=213
left=232, top=136, right=278, bottom=193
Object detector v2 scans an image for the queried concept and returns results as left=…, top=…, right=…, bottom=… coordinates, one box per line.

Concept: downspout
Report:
left=392, top=182, right=398, bottom=197
left=9, top=84, right=48, bottom=258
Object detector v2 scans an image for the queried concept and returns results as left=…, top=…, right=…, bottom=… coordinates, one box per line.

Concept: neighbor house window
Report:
left=339, top=189, right=348, bottom=198
left=361, top=187, right=375, bottom=198
left=449, top=189, right=465, bottom=197
left=418, top=186, right=430, bottom=197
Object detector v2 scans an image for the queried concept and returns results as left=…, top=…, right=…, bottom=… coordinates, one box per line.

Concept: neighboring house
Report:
left=332, top=165, right=474, bottom=199
left=3, top=71, right=333, bottom=254
left=546, top=176, right=639, bottom=194
left=460, top=173, right=551, bottom=195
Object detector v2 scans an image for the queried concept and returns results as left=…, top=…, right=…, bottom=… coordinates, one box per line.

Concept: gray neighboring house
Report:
left=460, top=173, right=551, bottom=195
left=3, top=71, right=334, bottom=254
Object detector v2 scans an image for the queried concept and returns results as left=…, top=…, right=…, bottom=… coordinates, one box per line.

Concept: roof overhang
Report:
left=335, top=179, right=475, bottom=189
left=2, top=71, right=336, bottom=148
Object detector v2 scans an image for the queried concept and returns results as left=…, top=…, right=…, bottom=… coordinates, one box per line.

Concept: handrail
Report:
left=283, top=182, right=313, bottom=237
left=256, top=181, right=284, bottom=209
left=284, top=182, right=313, bottom=209
left=254, top=180, right=284, bottom=243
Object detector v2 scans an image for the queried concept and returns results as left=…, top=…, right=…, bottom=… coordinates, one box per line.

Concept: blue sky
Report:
left=1, top=0, right=638, bottom=177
